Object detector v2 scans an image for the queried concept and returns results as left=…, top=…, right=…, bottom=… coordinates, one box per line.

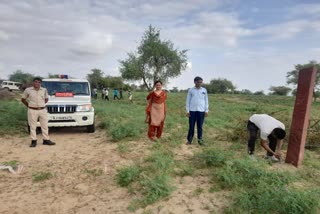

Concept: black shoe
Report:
left=43, top=140, right=56, bottom=146
left=186, top=141, right=192, bottom=145
left=30, top=140, right=37, bottom=147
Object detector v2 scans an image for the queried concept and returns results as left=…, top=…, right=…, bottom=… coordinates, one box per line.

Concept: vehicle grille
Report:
left=47, top=105, right=77, bottom=114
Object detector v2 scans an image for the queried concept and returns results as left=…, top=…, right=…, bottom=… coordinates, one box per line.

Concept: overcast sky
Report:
left=0, top=0, right=319, bottom=92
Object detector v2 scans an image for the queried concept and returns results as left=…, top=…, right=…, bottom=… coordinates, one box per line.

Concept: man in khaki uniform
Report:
left=21, top=77, right=56, bottom=147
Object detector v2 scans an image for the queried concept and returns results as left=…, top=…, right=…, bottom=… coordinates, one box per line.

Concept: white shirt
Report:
left=249, top=114, right=285, bottom=140
left=186, top=87, right=209, bottom=112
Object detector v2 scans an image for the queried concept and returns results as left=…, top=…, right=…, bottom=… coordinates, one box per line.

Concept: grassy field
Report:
left=1, top=92, right=320, bottom=213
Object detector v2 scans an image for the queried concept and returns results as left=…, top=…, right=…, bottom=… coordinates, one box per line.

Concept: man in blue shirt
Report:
left=186, top=76, right=209, bottom=145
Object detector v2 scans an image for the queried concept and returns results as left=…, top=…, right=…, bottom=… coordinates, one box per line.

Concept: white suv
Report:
left=41, top=77, right=95, bottom=132
left=1, top=80, right=22, bottom=91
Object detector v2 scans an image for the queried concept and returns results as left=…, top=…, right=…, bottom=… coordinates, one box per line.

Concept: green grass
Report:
left=32, top=171, right=53, bottom=182
left=94, top=99, right=146, bottom=141
left=1, top=160, right=19, bottom=168
left=2, top=92, right=320, bottom=212
left=0, top=100, right=27, bottom=135
left=116, top=143, right=176, bottom=211
left=117, top=165, right=141, bottom=187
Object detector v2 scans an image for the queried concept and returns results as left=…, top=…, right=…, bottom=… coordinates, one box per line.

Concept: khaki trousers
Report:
left=28, top=108, right=50, bottom=141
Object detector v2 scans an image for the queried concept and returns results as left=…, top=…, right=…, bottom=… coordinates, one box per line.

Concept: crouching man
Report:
left=247, top=114, right=286, bottom=161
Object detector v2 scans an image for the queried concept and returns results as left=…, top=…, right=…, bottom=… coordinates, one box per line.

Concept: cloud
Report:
left=71, top=32, right=113, bottom=56
left=0, top=30, right=9, bottom=41
left=252, top=20, right=313, bottom=40
left=164, top=11, right=252, bottom=49
left=186, top=61, right=192, bottom=70
left=288, top=3, right=320, bottom=18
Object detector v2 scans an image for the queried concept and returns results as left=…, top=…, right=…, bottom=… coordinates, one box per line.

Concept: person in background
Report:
left=145, top=81, right=167, bottom=140
left=92, top=88, right=98, bottom=99
left=119, top=88, right=123, bottom=99
left=186, top=76, right=209, bottom=146
left=21, top=77, right=56, bottom=147
left=105, top=88, right=109, bottom=101
left=247, top=114, right=286, bottom=161
left=113, top=88, right=119, bottom=100
left=128, top=90, right=133, bottom=103
left=102, top=88, right=106, bottom=99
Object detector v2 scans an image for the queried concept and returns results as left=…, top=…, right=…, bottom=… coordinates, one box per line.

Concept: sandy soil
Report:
left=0, top=128, right=228, bottom=214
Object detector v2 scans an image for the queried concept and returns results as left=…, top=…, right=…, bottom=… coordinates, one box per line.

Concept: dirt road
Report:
left=0, top=128, right=227, bottom=214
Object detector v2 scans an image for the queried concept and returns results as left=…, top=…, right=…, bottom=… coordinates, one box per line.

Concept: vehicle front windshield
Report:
left=42, top=81, right=90, bottom=95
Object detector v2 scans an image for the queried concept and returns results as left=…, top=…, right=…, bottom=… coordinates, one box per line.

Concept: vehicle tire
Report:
left=87, top=122, right=95, bottom=133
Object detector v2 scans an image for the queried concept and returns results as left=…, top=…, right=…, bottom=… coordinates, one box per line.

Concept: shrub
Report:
left=226, top=186, right=320, bottom=214
left=32, top=172, right=53, bottom=182
left=0, top=100, right=27, bottom=135
left=194, top=147, right=230, bottom=167
left=117, top=165, right=140, bottom=187
left=139, top=174, right=174, bottom=207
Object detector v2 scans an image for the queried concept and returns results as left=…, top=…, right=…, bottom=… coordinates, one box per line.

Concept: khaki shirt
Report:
left=22, top=87, right=48, bottom=108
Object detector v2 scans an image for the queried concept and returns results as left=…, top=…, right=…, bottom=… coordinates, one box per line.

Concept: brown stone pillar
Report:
left=285, top=66, right=317, bottom=167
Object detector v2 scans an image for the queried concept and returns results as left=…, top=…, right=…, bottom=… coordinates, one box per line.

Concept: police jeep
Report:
left=40, top=75, right=95, bottom=133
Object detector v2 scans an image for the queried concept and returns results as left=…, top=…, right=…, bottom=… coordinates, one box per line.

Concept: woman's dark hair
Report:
left=33, top=77, right=42, bottom=82
left=194, top=76, right=203, bottom=82
left=273, top=128, right=286, bottom=140
left=154, top=80, right=162, bottom=86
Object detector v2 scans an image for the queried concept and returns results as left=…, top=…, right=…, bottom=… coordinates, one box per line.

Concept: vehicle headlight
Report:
left=76, top=104, right=92, bottom=112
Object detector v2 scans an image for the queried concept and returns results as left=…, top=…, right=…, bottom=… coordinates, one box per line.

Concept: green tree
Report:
left=204, top=78, right=236, bottom=94
left=269, top=86, right=291, bottom=96
left=287, top=60, right=320, bottom=100
left=48, top=73, right=60, bottom=78
left=253, top=90, right=265, bottom=95
left=119, top=25, right=188, bottom=90
left=238, top=89, right=253, bottom=95
left=9, top=70, right=35, bottom=84
left=87, top=69, right=105, bottom=89
left=102, top=76, right=124, bottom=89
left=170, top=87, right=179, bottom=93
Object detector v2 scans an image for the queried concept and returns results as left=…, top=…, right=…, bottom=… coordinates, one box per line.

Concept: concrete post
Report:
left=285, top=66, right=317, bottom=167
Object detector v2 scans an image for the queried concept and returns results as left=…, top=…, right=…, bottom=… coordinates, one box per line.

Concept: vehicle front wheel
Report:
left=87, top=122, right=95, bottom=133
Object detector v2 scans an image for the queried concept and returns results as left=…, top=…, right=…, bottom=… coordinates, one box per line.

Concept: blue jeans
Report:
left=187, top=111, right=205, bottom=143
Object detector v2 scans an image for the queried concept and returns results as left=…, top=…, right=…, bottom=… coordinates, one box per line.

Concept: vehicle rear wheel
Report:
left=87, top=122, right=95, bottom=133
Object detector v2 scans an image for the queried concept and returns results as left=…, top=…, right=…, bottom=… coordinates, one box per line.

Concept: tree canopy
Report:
left=86, top=68, right=130, bottom=90
left=287, top=61, right=320, bottom=89
left=204, top=78, right=236, bottom=94
left=86, top=69, right=105, bottom=89
left=119, top=25, right=188, bottom=90
left=269, top=86, right=291, bottom=96
left=9, top=70, right=35, bottom=84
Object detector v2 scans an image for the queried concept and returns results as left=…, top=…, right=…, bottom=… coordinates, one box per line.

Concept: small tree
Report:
left=119, top=25, right=188, bottom=90
left=240, top=89, right=253, bottom=95
left=269, top=86, right=291, bottom=96
left=87, top=69, right=105, bottom=89
left=287, top=60, right=320, bottom=100
left=253, top=90, right=265, bottom=95
left=204, top=78, right=236, bottom=94
left=170, top=87, right=179, bottom=93
left=9, top=70, right=35, bottom=84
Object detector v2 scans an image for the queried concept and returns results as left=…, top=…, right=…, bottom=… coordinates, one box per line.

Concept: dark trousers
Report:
left=187, top=111, right=205, bottom=143
left=247, top=120, right=277, bottom=156
left=105, top=95, right=109, bottom=101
